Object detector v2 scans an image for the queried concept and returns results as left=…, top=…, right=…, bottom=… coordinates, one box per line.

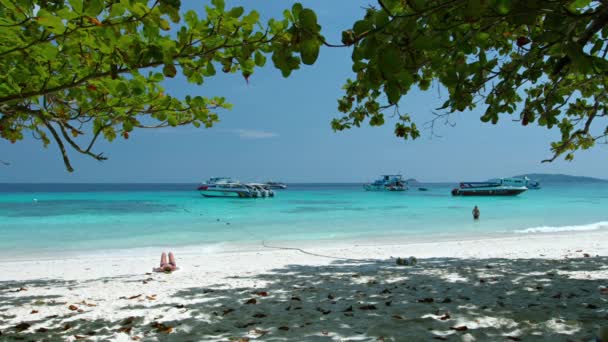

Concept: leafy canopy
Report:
left=2, top=0, right=608, bottom=170
left=0, top=0, right=322, bottom=171
left=331, top=0, right=608, bottom=162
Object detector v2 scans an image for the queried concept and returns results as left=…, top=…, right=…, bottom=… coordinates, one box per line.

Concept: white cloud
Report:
left=231, top=129, right=278, bottom=139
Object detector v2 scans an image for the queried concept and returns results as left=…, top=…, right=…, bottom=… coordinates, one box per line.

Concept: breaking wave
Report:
left=515, top=221, right=608, bottom=234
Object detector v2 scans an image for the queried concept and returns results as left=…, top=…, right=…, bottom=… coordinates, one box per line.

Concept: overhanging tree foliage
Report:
left=331, top=0, right=608, bottom=162
left=0, top=0, right=322, bottom=171
left=2, top=0, right=607, bottom=171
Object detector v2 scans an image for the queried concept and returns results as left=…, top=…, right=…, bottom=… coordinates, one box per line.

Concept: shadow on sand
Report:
left=1, top=256, right=607, bottom=341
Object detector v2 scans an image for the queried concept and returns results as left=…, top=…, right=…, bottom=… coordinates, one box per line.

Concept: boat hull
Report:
left=200, top=190, right=251, bottom=198
left=364, top=185, right=406, bottom=191
left=265, top=184, right=287, bottom=189
left=451, top=188, right=527, bottom=196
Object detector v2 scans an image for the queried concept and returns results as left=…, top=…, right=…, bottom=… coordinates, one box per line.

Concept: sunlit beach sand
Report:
left=1, top=230, right=607, bottom=341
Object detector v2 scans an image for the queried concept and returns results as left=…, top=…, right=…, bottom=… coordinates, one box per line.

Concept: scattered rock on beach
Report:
left=151, top=322, right=173, bottom=334
left=450, top=325, right=468, bottom=332
left=417, top=297, right=434, bottom=303
left=118, top=326, right=132, bottom=334
left=14, top=322, right=30, bottom=332
left=359, top=304, right=377, bottom=310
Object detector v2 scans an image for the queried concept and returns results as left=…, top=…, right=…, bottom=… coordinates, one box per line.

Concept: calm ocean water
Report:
left=1, top=182, right=607, bottom=258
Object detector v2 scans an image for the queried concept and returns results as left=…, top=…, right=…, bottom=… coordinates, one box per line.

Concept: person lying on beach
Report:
left=153, top=252, right=178, bottom=273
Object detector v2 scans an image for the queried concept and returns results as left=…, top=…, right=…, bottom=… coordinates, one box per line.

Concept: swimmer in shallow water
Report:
left=472, top=205, right=480, bottom=220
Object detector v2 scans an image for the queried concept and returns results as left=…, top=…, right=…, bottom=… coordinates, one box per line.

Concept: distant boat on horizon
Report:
left=265, top=181, right=287, bottom=189
left=197, top=177, right=275, bottom=198
left=364, top=175, right=407, bottom=192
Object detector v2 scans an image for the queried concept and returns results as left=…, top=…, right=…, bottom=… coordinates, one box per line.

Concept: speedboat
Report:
left=364, top=175, right=407, bottom=191
left=265, top=181, right=287, bottom=189
left=247, top=183, right=275, bottom=197
left=197, top=177, right=253, bottom=198
left=451, top=178, right=527, bottom=196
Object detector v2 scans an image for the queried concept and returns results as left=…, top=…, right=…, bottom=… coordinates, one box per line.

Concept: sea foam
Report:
left=515, top=221, right=608, bottom=234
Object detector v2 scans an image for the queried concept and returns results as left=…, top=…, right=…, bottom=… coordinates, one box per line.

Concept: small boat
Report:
left=418, top=187, right=429, bottom=191
left=526, top=180, right=541, bottom=189
left=247, top=183, right=275, bottom=197
left=265, top=181, right=287, bottom=189
left=364, top=175, right=407, bottom=191
left=197, top=177, right=254, bottom=198
left=451, top=178, right=527, bottom=196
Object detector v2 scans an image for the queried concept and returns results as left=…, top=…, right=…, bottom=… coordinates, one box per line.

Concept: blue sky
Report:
left=1, top=0, right=607, bottom=183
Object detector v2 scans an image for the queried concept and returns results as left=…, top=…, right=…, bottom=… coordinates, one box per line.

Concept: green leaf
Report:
left=211, top=0, right=225, bottom=11
left=204, top=62, right=216, bottom=76
left=228, top=6, right=244, bottom=18
left=243, top=10, right=260, bottom=26
left=566, top=0, right=591, bottom=14
left=299, top=8, right=318, bottom=32
left=254, top=51, right=266, bottom=67
left=38, top=43, right=58, bottom=60
left=292, top=3, right=303, bottom=19
left=300, top=39, right=320, bottom=65
left=167, top=116, right=178, bottom=126
left=378, top=46, right=401, bottom=75
left=69, top=0, right=84, bottom=14
left=159, top=19, right=170, bottom=31
left=36, top=11, right=65, bottom=33
left=0, top=0, right=15, bottom=10
left=109, top=3, right=126, bottom=17
left=374, top=10, right=389, bottom=27
left=353, top=19, right=373, bottom=36
left=84, top=0, right=104, bottom=17
left=385, top=81, right=401, bottom=104
left=494, top=0, right=511, bottom=15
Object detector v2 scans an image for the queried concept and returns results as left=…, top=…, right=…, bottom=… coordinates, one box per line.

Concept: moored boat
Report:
left=197, top=177, right=252, bottom=198
left=247, top=183, right=275, bottom=197
left=451, top=178, right=527, bottom=196
left=364, top=175, right=407, bottom=191
left=265, top=181, right=287, bottom=189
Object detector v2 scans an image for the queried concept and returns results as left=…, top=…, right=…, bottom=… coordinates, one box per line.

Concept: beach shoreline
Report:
left=2, top=224, right=608, bottom=262
left=1, top=230, right=607, bottom=341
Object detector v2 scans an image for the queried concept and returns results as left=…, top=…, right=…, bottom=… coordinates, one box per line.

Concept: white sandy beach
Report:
left=1, top=231, right=607, bottom=341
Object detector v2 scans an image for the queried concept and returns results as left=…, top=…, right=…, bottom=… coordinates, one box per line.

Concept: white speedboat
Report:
left=265, top=181, right=287, bottom=189
left=197, top=177, right=253, bottom=198
left=247, top=183, right=275, bottom=197
left=364, top=175, right=407, bottom=191
left=451, top=178, right=527, bottom=196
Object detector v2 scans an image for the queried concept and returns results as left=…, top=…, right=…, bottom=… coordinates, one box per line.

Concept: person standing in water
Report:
left=472, top=205, right=480, bottom=220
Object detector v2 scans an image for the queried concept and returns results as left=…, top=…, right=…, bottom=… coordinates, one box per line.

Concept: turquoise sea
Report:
left=1, top=182, right=607, bottom=259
